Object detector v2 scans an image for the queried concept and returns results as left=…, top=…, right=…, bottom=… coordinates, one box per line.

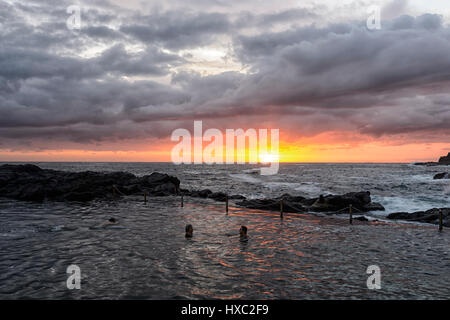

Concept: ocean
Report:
left=0, top=162, right=449, bottom=299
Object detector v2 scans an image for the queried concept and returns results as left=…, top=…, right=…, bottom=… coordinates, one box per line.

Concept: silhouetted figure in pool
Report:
left=106, top=217, right=117, bottom=225
left=185, top=224, right=193, bottom=238
left=239, top=226, right=248, bottom=239
left=97, top=217, right=118, bottom=229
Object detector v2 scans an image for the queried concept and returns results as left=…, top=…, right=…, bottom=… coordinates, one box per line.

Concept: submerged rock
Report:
left=387, top=208, right=450, bottom=226
left=0, top=164, right=180, bottom=202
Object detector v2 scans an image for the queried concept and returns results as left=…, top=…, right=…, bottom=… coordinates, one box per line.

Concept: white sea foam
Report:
left=229, top=173, right=261, bottom=184
left=370, top=195, right=439, bottom=217
left=293, top=183, right=324, bottom=196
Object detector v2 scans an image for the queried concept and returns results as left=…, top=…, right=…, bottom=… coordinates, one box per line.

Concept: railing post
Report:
left=181, top=195, right=184, bottom=207
left=144, top=191, right=147, bottom=203
left=226, top=195, right=229, bottom=213
left=280, top=199, right=284, bottom=219
left=349, top=204, right=353, bottom=225
left=439, top=209, right=443, bottom=232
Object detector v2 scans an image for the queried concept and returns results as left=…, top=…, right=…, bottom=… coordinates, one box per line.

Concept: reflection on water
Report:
left=0, top=196, right=449, bottom=299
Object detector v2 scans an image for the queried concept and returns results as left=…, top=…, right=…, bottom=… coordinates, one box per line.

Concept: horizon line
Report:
left=0, top=160, right=428, bottom=164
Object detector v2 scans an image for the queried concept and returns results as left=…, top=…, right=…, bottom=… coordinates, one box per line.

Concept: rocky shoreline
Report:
left=387, top=208, right=450, bottom=227
left=0, top=164, right=448, bottom=227
left=0, top=164, right=180, bottom=202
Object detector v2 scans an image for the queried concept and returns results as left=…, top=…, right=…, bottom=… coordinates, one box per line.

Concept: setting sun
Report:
left=259, top=153, right=280, bottom=163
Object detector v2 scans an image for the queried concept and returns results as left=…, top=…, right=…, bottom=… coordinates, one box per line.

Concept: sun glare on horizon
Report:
left=258, top=153, right=280, bottom=163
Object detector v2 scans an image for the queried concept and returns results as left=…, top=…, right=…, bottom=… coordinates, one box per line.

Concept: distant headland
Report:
left=414, top=152, right=450, bottom=166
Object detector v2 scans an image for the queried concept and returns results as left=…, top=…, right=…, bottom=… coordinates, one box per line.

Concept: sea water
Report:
left=0, top=162, right=449, bottom=299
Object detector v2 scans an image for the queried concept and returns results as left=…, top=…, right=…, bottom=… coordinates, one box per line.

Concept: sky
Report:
left=0, top=0, right=449, bottom=162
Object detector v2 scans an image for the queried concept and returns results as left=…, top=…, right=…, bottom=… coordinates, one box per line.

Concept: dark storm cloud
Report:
left=120, top=10, right=232, bottom=50
left=222, top=14, right=450, bottom=136
left=0, top=0, right=449, bottom=148
left=0, top=44, right=181, bottom=80
left=234, top=7, right=320, bottom=29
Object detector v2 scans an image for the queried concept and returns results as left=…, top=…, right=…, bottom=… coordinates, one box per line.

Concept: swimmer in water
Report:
left=185, top=224, right=193, bottom=238
left=108, top=218, right=117, bottom=224
left=99, top=218, right=118, bottom=228
left=239, top=226, right=248, bottom=239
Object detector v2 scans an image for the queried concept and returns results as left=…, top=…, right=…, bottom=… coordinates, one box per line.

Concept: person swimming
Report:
left=89, top=217, right=121, bottom=230
left=239, top=226, right=248, bottom=238
left=99, top=217, right=118, bottom=228
left=185, top=224, right=193, bottom=238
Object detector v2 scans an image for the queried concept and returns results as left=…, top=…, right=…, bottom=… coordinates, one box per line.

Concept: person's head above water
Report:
left=185, top=224, right=193, bottom=238
left=108, top=218, right=117, bottom=223
left=239, top=226, right=247, bottom=237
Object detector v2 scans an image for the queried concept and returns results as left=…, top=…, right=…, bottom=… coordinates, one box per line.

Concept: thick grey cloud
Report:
left=120, top=10, right=232, bottom=50
left=0, top=0, right=449, bottom=150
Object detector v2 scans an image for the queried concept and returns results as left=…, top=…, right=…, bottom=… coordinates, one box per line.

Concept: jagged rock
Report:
left=308, top=191, right=379, bottom=213
left=143, top=172, right=180, bottom=193
left=236, top=191, right=384, bottom=214
left=433, top=172, right=449, bottom=179
left=0, top=164, right=180, bottom=202
left=387, top=208, right=450, bottom=226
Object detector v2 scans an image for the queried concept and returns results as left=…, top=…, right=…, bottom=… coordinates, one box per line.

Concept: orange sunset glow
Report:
left=1, top=134, right=448, bottom=163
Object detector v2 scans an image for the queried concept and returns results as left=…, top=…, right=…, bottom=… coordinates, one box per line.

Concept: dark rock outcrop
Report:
left=387, top=208, right=450, bottom=226
left=439, top=153, right=450, bottom=165
left=0, top=164, right=180, bottom=202
left=414, top=152, right=450, bottom=166
left=236, top=191, right=385, bottom=214
left=208, top=192, right=228, bottom=202
left=433, top=172, right=449, bottom=179
left=186, top=189, right=247, bottom=201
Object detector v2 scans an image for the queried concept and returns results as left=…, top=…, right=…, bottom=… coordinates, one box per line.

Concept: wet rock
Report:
left=309, top=191, right=379, bottom=213
left=277, top=194, right=307, bottom=203
left=229, top=194, right=246, bottom=200
left=387, top=208, right=450, bottom=226
left=354, top=216, right=369, bottom=222
left=152, top=181, right=178, bottom=194
left=433, top=172, right=449, bottom=179
left=143, top=172, right=180, bottom=193
left=198, top=189, right=213, bottom=198
left=236, top=191, right=384, bottom=214
left=0, top=164, right=180, bottom=202
left=362, top=202, right=385, bottom=211
left=236, top=198, right=305, bottom=213
left=208, top=192, right=228, bottom=202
